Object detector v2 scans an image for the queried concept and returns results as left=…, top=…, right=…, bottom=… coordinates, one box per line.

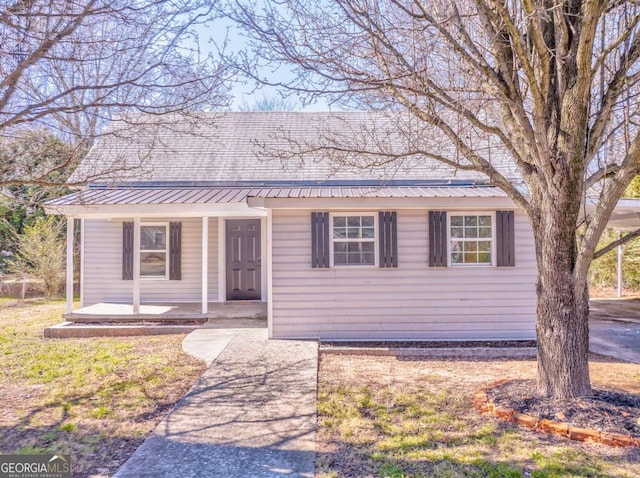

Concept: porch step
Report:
left=64, top=314, right=208, bottom=324
left=44, top=322, right=201, bottom=339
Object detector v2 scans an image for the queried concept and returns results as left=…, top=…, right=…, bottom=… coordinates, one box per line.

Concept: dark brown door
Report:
left=226, top=219, right=261, bottom=300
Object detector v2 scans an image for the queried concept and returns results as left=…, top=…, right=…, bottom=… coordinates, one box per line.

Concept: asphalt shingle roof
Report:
left=69, top=112, right=520, bottom=185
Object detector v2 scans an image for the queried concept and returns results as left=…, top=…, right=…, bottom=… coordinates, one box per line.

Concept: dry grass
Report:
left=0, top=298, right=206, bottom=477
left=317, top=353, right=640, bottom=477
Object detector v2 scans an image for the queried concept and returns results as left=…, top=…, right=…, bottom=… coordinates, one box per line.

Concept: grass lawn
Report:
left=0, top=298, right=206, bottom=477
left=317, top=354, right=640, bottom=478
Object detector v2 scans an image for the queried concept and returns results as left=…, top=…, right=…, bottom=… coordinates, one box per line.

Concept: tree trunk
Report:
left=533, top=210, right=592, bottom=399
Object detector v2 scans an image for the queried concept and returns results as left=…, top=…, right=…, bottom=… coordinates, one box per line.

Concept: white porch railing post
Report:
left=66, top=217, right=74, bottom=314
left=133, top=217, right=141, bottom=314
left=202, top=216, right=209, bottom=315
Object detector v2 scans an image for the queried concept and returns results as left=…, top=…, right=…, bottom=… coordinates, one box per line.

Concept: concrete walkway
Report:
left=115, top=325, right=318, bottom=478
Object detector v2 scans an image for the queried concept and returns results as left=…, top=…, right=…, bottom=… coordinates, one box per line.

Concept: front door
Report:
left=226, top=219, right=261, bottom=300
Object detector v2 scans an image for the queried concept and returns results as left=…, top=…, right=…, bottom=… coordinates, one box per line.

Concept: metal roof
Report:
left=48, top=186, right=508, bottom=206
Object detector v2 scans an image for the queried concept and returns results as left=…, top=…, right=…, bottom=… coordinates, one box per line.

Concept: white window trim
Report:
left=329, top=212, right=378, bottom=268
left=447, top=212, right=496, bottom=267
left=140, top=222, right=169, bottom=280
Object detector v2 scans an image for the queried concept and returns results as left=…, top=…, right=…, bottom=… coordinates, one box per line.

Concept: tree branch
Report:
left=594, top=228, right=640, bottom=259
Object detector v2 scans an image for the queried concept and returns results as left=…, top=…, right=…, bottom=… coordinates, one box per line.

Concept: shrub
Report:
left=8, top=216, right=65, bottom=298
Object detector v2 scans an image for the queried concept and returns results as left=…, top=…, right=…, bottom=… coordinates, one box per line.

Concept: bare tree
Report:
left=0, top=0, right=233, bottom=186
left=229, top=0, right=640, bottom=398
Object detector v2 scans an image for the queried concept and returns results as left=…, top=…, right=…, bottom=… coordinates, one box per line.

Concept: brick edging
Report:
left=474, top=379, right=640, bottom=447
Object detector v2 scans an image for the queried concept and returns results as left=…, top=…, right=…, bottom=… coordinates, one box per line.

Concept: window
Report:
left=332, top=214, right=376, bottom=266
left=140, top=224, right=168, bottom=278
left=450, top=214, right=493, bottom=265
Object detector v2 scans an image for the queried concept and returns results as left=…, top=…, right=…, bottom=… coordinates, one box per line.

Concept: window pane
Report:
left=334, top=253, right=347, bottom=265
left=464, top=226, right=479, bottom=238
left=362, top=242, right=375, bottom=253
left=362, top=252, right=375, bottom=264
left=333, top=217, right=346, bottom=227
left=479, top=227, right=492, bottom=238
left=479, top=216, right=492, bottom=227
left=451, top=252, right=463, bottom=263
left=347, top=216, right=361, bottom=227
left=464, top=252, right=476, bottom=263
left=141, top=252, right=166, bottom=276
left=333, top=227, right=347, bottom=239
left=464, top=241, right=477, bottom=252
left=347, top=227, right=361, bottom=238
left=334, top=240, right=375, bottom=265
left=362, top=227, right=375, bottom=239
left=478, top=241, right=491, bottom=252
left=451, top=227, right=463, bottom=238
left=361, top=216, right=375, bottom=227
left=347, top=242, right=361, bottom=253
left=347, top=252, right=362, bottom=263
left=464, top=216, right=477, bottom=227
left=141, top=226, right=166, bottom=250
left=334, top=242, right=347, bottom=253
left=451, top=216, right=463, bottom=227
left=478, top=252, right=491, bottom=263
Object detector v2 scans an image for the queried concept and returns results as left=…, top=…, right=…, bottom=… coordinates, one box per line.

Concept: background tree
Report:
left=0, top=130, right=76, bottom=270
left=230, top=0, right=640, bottom=398
left=0, top=0, right=233, bottom=187
left=7, top=216, right=66, bottom=298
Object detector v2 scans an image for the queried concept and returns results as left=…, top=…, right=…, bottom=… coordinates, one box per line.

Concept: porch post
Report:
left=66, top=217, right=74, bottom=314
left=133, top=217, right=141, bottom=314
left=202, top=216, right=209, bottom=314
left=617, top=231, right=623, bottom=298
left=266, top=209, right=273, bottom=339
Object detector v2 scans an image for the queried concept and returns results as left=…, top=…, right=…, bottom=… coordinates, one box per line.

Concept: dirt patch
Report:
left=487, top=379, right=640, bottom=436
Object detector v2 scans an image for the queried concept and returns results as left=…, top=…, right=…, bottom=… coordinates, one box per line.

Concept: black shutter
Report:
left=379, top=211, right=398, bottom=268
left=122, top=222, right=134, bottom=280
left=428, top=211, right=447, bottom=267
left=169, top=222, right=182, bottom=280
left=496, top=211, right=515, bottom=267
left=311, top=212, right=330, bottom=268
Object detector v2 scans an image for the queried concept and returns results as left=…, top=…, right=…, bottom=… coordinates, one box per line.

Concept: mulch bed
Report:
left=487, top=379, right=640, bottom=436
left=321, top=340, right=537, bottom=349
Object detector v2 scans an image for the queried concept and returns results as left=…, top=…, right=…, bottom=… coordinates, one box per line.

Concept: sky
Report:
left=197, top=10, right=332, bottom=111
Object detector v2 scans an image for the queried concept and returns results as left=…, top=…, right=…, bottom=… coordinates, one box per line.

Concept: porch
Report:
left=64, top=301, right=267, bottom=322
left=44, top=301, right=267, bottom=339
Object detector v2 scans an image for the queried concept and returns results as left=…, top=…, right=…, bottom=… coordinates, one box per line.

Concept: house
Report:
left=46, top=111, right=539, bottom=341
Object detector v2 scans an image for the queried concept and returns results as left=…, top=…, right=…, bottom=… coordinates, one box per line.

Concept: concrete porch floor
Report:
left=64, top=301, right=267, bottom=321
